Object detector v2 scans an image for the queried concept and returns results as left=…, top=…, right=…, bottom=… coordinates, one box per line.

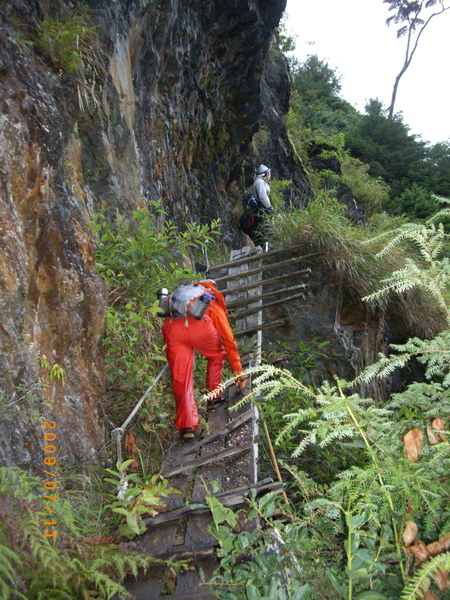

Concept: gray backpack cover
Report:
left=169, top=283, right=207, bottom=318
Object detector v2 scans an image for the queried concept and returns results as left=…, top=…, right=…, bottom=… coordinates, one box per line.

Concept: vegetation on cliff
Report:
left=201, top=34, right=450, bottom=591
left=0, top=211, right=220, bottom=599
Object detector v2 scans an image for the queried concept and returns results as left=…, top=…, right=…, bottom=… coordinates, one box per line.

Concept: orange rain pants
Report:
left=162, top=315, right=226, bottom=432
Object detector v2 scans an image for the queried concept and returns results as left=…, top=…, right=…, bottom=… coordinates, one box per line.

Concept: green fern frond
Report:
left=362, top=219, right=450, bottom=326
left=364, top=330, right=450, bottom=386
left=0, top=466, right=41, bottom=501
left=399, top=552, right=450, bottom=600
left=427, top=202, right=450, bottom=224
left=0, top=543, right=25, bottom=599
left=0, top=465, right=187, bottom=599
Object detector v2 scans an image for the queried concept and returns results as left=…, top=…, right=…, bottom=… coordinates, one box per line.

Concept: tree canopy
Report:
left=286, top=53, right=450, bottom=219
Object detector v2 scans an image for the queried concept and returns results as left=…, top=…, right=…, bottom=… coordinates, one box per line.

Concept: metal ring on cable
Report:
left=111, top=427, right=125, bottom=465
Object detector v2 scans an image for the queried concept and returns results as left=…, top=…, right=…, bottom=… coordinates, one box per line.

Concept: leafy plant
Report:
left=270, top=179, right=293, bottom=210
left=0, top=345, right=66, bottom=422
left=224, top=362, right=450, bottom=599
left=386, top=184, right=441, bottom=220
left=341, top=155, right=389, bottom=217
left=0, top=466, right=170, bottom=599
left=34, top=6, right=105, bottom=114
left=105, top=459, right=180, bottom=539
left=93, top=205, right=220, bottom=429
left=206, top=488, right=315, bottom=600
left=36, top=8, right=98, bottom=74
left=287, top=54, right=358, bottom=141
left=399, top=552, right=450, bottom=600
left=38, top=355, right=67, bottom=386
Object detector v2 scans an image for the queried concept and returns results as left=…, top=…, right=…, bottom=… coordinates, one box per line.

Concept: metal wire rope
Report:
left=110, top=363, right=169, bottom=465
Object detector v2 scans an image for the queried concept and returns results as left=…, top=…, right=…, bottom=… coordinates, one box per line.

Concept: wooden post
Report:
left=262, top=420, right=289, bottom=505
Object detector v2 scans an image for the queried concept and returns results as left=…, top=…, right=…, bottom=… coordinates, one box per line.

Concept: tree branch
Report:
left=387, top=0, right=450, bottom=118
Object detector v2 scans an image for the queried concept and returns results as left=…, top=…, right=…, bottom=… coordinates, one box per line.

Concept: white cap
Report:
left=257, top=164, right=270, bottom=175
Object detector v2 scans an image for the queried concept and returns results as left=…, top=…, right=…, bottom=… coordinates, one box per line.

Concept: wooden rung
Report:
left=235, top=319, right=285, bottom=336
left=161, top=446, right=251, bottom=478
left=227, top=283, right=308, bottom=309
left=223, top=268, right=310, bottom=295
left=151, top=541, right=218, bottom=560
left=207, top=246, right=321, bottom=273
left=231, top=291, right=306, bottom=319
left=213, top=254, right=314, bottom=285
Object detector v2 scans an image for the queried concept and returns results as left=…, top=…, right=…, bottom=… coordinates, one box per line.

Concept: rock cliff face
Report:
left=0, top=0, right=316, bottom=469
left=263, top=263, right=392, bottom=403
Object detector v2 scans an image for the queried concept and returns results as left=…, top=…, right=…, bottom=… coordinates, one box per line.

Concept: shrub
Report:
left=0, top=466, right=167, bottom=599
left=269, top=196, right=446, bottom=336
left=36, top=9, right=98, bottom=74
left=93, top=205, right=220, bottom=464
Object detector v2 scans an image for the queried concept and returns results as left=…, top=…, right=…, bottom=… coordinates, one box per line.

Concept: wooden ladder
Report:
left=123, top=245, right=315, bottom=599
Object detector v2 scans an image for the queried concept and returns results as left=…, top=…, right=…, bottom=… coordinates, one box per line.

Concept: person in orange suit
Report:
left=162, top=280, right=246, bottom=440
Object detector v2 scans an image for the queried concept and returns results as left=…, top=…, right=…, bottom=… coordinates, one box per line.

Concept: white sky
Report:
left=284, top=0, right=450, bottom=145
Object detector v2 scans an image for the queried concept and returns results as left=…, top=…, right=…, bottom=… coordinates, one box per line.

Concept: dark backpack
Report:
left=239, top=211, right=256, bottom=235
left=243, top=193, right=260, bottom=214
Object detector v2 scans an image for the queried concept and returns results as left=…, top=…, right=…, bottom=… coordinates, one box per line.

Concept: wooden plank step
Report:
left=230, top=291, right=306, bottom=319
left=180, top=409, right=255, bottom=455
left=207, top=246, right=321, bottom=273
left=235, top=319, right=286, bottom=337
left=142, top=481, right=284, bottom=528
left=159, top=433, right=201, bottom=476
left=222, top=268, right=310, bottom=295
left=161, top=446, right=251, bottom=478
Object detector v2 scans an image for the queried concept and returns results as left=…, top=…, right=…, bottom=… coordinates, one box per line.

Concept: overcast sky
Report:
left=284, top=0, right=450, bottom=145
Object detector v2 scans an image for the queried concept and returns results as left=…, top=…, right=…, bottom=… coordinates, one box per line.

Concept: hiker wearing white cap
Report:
left=240, top=163, right=274, bottom=246
left=249, top=164, right=273, bottom=245
left=253, top=165, right=272, bottom=211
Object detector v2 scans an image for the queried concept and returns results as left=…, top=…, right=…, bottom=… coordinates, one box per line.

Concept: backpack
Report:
left=158, top=283, right=214, bottom=319
left=243, top=193, right=260, bottom=215
left=239, top=211, right=256, bottom=236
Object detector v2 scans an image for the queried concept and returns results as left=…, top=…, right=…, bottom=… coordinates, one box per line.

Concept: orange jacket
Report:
left=198, top=281, right=243, bottom=374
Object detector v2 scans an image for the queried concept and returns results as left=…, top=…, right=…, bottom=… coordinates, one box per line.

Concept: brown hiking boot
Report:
left=180, top=427, right=195, bottom=440
left=207, top=395, right=226, bottom=409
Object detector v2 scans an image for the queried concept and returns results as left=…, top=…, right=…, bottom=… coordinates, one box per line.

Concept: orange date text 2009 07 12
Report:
left=43, top=420, right=57, bottom=537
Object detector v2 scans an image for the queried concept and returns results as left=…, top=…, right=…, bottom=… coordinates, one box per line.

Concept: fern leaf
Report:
left=400, top=552, right=450, bottom=600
